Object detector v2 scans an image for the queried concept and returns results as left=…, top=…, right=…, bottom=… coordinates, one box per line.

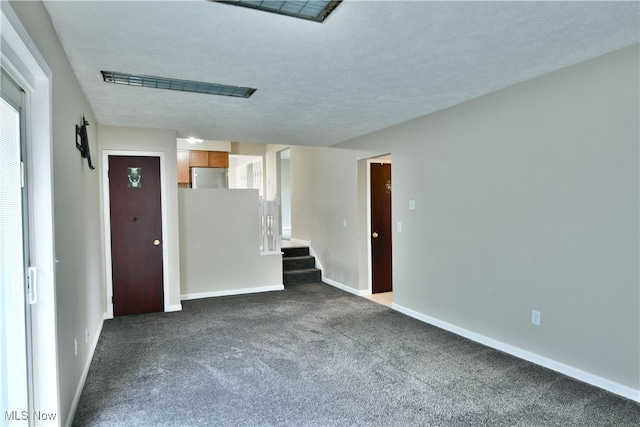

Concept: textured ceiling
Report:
left=43, top=0, right=639, bottom=147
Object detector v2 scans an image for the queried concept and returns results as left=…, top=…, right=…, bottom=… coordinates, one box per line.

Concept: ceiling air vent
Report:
left=100, top=71, right=257, bottom=98
left=214, top=1, right=342, bottom=23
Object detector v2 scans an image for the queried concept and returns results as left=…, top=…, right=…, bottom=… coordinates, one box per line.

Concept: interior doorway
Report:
left=229, top=154, right=263, bottom=196
left=370, top=159, right=393, bottom=294
left=277, top=148, right=292, bottom=240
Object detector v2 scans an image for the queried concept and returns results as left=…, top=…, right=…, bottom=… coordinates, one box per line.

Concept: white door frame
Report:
left=1, top=1, right=59, bottom=420
left=101, top=150, right=170, bottom=318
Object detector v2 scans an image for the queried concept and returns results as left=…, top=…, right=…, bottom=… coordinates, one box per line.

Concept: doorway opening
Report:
left=370, top=156, right=392, bottom=294
left=277, top=148, right=292, bottom=241
left=229, top=154, right=263, bottom=196
left=359, top=154, right=393, bottom=306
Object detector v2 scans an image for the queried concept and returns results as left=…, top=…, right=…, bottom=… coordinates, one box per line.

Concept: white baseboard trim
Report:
left=308, top=245, right=322, bottom=271
left=392, top=303, right=640, bottom=403
left=289, top=238, right=311, bottom=246
left=166, top=304, right=183, bottom=312
left=322, top=277, right=369, bottom=296
left=181, top=284, right=284, bottom=301
left=261, top=250, right=282, bottom=256
left=65, top=313, right=107, bottom=427
left=298, top=241, right=367, bottom=297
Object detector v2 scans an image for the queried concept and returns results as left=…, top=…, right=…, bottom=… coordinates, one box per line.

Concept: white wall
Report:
left=291, top=145, right=381, bottom=289
left=10, top=1, right=104, bottom=424
left=178, top=189, right=282, bottom=298
left=176, top=138, right=230, bottom=152
left=98, top=126, right=182, bottom=311
left=296, top=46, right=640, bottom=396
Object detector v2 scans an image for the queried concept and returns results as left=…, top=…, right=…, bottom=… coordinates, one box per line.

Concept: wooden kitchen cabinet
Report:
left=177, top=150, right=190, bottom=184
left=208, top=151, right=229, bottom=168
left=189, top=150, right=209, bottom=167
left=188, top=150, right=229, bottom=168
left=179, top=150, right=230, bottom=184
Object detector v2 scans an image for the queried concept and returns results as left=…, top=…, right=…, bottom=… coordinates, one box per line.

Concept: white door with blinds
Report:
left=0, top=69, right=33, bottom=426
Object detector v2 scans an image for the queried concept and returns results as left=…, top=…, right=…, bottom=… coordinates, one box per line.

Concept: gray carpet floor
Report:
left=73, top=282, right=640, bottom=426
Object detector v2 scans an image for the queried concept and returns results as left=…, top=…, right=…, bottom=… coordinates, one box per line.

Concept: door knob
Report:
left=153, top=239, right=161, bottom=246
left=372, top=232, right=379, bottom=238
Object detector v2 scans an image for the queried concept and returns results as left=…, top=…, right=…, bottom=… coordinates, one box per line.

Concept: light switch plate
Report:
left=409, top=199, right=416, bottom=211
left=531, top=310, right=541, bottom=326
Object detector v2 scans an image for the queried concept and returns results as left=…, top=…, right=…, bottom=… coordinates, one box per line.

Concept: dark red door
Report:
left=371, top=163, right=392, bottom=293
left=109, top=155, right=164, bottom=316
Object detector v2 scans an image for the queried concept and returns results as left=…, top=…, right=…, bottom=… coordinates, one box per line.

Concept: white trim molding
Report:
left=393, top=303, right=640, bottom=403
left=297, top=241, right=367, bottom=296
left=289, top=238, right=311, bottom=246
left=261, top=250, right=282, bottom=256
left=323, top=278, right=368, bottom=296
left=181, top=285, right=284, bottom=301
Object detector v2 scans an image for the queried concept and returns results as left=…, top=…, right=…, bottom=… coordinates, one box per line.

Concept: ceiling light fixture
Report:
left=214, top=0, right=342, bottom=23
left=186, top=138, right=204, bottom=144
left=101, top=71, right=257, bottom=98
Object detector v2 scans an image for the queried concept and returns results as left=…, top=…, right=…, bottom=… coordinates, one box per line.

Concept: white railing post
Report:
left=259, top=197, right=265, bottom=252
left=272, top=196, right=280, bottom=252
left=259, top=197, right=280, bottom=253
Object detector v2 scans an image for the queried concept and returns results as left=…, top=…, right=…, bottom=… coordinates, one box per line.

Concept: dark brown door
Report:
left=109, top=155, right=164, bottom=316
left=371, top=163, right=392, bottom=293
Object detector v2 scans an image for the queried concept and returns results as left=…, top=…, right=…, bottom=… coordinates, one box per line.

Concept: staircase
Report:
left=282, top=246, right=322, bottom=285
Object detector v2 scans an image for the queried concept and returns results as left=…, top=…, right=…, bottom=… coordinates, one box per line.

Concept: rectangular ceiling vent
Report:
left=100, top=71, right=257, bottom=98
left=214, top=1, right=342, bottom=23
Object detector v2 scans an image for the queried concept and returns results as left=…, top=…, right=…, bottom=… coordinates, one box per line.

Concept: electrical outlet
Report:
left=74, top=337, right=78, bottom=356
left=531, top=310, right=541, bottom=326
